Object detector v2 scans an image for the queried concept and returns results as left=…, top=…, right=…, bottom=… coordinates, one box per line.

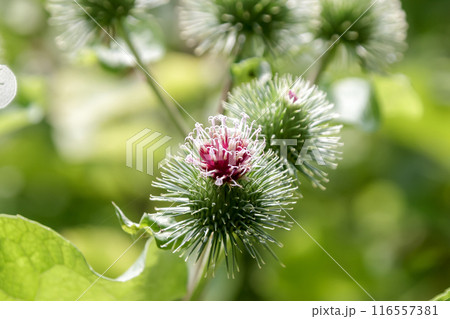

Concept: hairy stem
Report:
left=118, top=20, right=189, bottom=136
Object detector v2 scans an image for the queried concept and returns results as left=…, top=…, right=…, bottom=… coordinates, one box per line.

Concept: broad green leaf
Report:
left=433, top=288, right=450, bottom=301
left=329, top=77, right=380, bottom=132
left=0, top=214, right=187, bottom=300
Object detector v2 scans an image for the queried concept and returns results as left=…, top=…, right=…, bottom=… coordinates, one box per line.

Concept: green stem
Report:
left=309, top=42, right=336, bottom=84
left=117, top=20, right=189, bottom=137
left=184, top=238, right=211, bottom=300
left=217, top=75, right=232, bottom=115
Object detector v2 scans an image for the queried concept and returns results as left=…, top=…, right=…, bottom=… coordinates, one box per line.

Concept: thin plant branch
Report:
left=118, top=20, right=189, bottom=136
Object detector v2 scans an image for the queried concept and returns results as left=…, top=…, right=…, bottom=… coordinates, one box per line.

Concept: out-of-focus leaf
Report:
left=0, top=214, right=187, bottom=300
left=0, top=74, right=46, bottom=136
left=329, top=77, right=380, bottom=132
left=373, top=74, right=423, bottom=120
left=14, top=76, right=47, bottom=109
left=0, top=105, right=43, bottom=136
left=372, top=72, right=450, bottom=169
left=432, top=287, right=450, bottom=301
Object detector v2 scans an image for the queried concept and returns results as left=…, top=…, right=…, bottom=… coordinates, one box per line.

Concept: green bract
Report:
left=179, top=0, right=319, bottom=57
left=225, top=75, right=342, bottom=189
left=315, top=0, right=408, bottom=71
left=151, top=115, right=297, bottom=276
left=47, top=0, right=166, bottom=51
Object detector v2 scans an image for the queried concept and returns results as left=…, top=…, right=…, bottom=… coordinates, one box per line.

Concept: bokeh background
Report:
left=0, top=0, right=449, bottom=300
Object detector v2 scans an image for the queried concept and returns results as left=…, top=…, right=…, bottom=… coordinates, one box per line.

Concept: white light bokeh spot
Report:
left=0, top=65, right=17, bottom=109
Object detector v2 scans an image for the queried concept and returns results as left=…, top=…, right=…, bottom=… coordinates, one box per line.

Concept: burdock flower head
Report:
left=47, top=0, right=167, bottom=51
left=315, top=0, right=408, bottom=71
left=151, top=114, right=297, bottom=276
left=225, top=75, right=342, bottom=189
left=184, top=114, right=263, bottom=186
left=179, top=0, right=319, bottom=57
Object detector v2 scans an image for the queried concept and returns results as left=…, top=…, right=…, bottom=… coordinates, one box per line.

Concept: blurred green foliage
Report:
left=0, top=0, right=449, bottom=300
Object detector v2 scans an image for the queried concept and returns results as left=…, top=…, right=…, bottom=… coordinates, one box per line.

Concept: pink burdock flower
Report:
left=184, top=114, right=264, bottom=186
